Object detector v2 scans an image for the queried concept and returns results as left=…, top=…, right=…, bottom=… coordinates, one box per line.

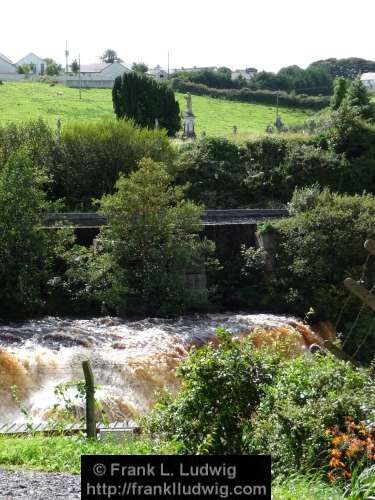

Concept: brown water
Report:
left=0, top=314, right=325, bottom=425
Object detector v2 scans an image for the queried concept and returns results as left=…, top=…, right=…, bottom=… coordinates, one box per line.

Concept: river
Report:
left=0, top=314, right=324, bottom=425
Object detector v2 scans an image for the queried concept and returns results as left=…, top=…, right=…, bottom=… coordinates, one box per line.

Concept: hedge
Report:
left=171, top=78, right=330, bottom=110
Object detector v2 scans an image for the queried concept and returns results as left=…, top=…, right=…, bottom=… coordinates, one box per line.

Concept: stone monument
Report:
left=183, top=92, right=196, bottom=138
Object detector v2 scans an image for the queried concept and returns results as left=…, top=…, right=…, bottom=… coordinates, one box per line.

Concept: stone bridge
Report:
left=44, top=209, right=288, bottom=260
left=44, top=209, right=288, bottom=292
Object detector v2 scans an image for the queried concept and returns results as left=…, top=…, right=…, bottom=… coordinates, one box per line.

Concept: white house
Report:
left=65, top=61, right=131, bottom=88
left=16, top=53, right=46, bottom=75
left=0, top=53, right=16, bottom=73
left=148, top=65, right=168, bottom=79
left=0, top=53, right=23, bottom=81
left=231, top=68, right=258, bottom=81
left=361, top=72, right=375, bottom=92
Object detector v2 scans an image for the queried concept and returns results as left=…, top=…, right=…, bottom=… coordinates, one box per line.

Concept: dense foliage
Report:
left=172, top=57, right=375, bottom=99
left=0, top=118, right=175, bottom=210
left=62, top=158, right=213, bottom=316
left=145, top=331, right=280, bottom=454
left=113, top=72, right=181, bottom=135
left=171, top=79, right=329, bottom=109
left=271, top=189, right=375, bottom=321
left=173, top=67, right=237, bottom=89
left=247, top=353, right=375, bottom=474
left=174, top=130, right=375, bottom=210
left=0, top=150, right=61, bottom=318
left=146, top=331, right=375, bottom=475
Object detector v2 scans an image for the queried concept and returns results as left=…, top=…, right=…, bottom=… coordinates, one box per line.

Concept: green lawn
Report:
left=1, top=436, right=373, bottom=498
left=0, top=81, right=316, bottom=137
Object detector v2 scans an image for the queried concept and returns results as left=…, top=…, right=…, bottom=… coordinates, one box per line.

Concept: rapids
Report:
left=0, top=314, right=327, bottom=425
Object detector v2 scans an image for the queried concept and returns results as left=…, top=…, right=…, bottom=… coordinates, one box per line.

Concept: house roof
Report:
left=0, top=53, right=14, bottom=65
left=80, top=62, right=131, bottom=74
left=16, top=52, right=45, bottom=64
left=361, top=72, right=375, bottom=81
left=80, top=63, right=110, bottom=73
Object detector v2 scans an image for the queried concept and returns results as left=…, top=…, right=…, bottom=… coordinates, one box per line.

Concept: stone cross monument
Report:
left=183, top=92, right=196, bottom=138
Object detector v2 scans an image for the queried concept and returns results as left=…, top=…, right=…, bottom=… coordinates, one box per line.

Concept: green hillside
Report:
left=0, top=81, right=316, bottom=136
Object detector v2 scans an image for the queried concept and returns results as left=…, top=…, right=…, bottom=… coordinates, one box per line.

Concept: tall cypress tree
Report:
left=112, top=72, right=181, bottom=135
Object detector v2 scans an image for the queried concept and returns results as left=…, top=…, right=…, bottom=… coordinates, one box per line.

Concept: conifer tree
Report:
left=112, top=72, right=181, bottom=135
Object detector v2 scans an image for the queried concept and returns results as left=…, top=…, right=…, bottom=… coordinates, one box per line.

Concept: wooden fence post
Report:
left=82, top=360, right=96, bottom=440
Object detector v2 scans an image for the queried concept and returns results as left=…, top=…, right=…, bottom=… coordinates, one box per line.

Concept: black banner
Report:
left=81, top=455, right=271, bottom=499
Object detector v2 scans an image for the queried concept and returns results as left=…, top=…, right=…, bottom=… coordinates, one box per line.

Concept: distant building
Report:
left=16, top=53, right=46, bottom=75
left=172, top=66, right=218, bottom=74
left=0, top=53, right=24, bottom=81
left=148, top=65, right=168, bottom=79
left=361, top=72, right=375, bottom=92
left=65, top=61, right=131, bottom=88
left=231, top=68, right=258, bottom=81
left=0, top=53, right=17, bottom=76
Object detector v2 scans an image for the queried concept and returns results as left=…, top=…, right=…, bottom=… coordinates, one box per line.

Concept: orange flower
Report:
left=329, top=457, right=345, bottom=468
left=332, top=436, right=344, bottom=446
left=330, top=448, right=342, bottom=458
left=327, top=471, right=337, bottom=483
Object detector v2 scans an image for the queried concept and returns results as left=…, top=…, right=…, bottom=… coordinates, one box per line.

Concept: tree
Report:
left=112, top=72, right=181, bottom=135
left=17, top=63, right=35, bottom=74
left=345, top=77, right=375, bottom=120
left=45, top=58, right=62, bottom=76
left=330, top=76, right=348, bottom=110
left=97, top=157, right=211, bottom=314
left=71, top=59, right=79, bottom=74
left=101, top=49, right=122, bottom=64
left=217, top=66, right=232, bottom=78
left=0, top=150, right=57, bottom=317
left=132, top=62, right=148, bottom=74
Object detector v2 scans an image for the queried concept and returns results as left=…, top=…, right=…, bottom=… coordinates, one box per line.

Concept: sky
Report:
left=2, top=0, right=375, bottom=72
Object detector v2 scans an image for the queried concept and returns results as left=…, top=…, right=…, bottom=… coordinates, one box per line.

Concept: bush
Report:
left=0, top=118, right=176, bottom=210
left=0, top=150, right=62, bottom=318
left=245, top=355, right=375, bottom=475
left=270, top=190, right=375, bottom=331
left=175, top=137, right=248, bottom=208
left=146, top=329, right=375, bottom=474
left=145, top=331, right=281, bottom=454
left=55, top=118, right=175, bottom=209
left=93, top=157, right=213, bottom=315
left=171, top=79, right=330, bottom=109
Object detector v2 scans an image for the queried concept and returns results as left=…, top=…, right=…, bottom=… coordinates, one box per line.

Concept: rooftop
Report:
left=0, top=53, right=14, bottom=64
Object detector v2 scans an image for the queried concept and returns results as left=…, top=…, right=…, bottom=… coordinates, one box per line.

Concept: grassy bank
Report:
left=0, top=435, right=179, bottom=474
left=1, top=435, right=373, bottom=498
left=0, top=81, right=316, bottom=136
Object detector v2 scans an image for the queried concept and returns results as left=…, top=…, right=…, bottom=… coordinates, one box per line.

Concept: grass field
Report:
left=0, top=81, right=316, bottom=137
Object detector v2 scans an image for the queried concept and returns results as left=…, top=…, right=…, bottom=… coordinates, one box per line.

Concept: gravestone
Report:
left=183, top=92, right=196, bottom=138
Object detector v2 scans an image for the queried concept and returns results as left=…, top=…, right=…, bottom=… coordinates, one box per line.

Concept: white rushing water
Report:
left=0, top=314, right=322, bottom=425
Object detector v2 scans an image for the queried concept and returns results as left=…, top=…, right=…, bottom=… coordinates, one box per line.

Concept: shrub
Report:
left=273, top=190, right=375, bottom=361
left=0, top=150, right=61, bottom=318
left=245, top=355, right=375, bottom=475
left=55, top=118, right=175, bottom=209
left=171, top=79, right=330, bottom=109
left=269, top=190, right=375, bottom=357
left=0, top=118, right=175, bottom=210
left=175, top=137, right=248, bottom=208
left=95, top=157, right=213, bottom=315
left=145, top=331, right=282, bottom=454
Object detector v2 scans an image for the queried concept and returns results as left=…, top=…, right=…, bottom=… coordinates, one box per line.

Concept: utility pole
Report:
left=78, top=54, right=82, bottom=101
left=276, top=90, right=280, bottom=124
left=65, top=41, right=69, bottom=73
left=167, top=51, right=170, bottom=77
